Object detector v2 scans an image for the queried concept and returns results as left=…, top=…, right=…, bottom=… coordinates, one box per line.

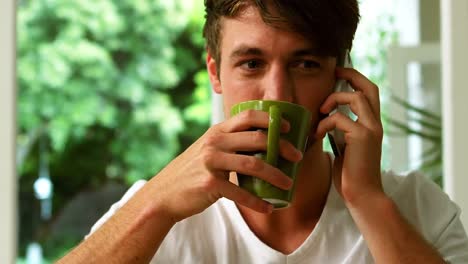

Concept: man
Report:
left=59, top=0, right=468, bottom=263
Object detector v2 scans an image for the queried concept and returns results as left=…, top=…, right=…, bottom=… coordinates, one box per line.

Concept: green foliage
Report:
left=383, top=96, right=443, bottom=186
left=17, top=0, right=210, bottom=260
left=351, top=14, right=399, bottom=170
left=18, top=0, right=208, bottom=182
left=184, top=71, right=211, bottom=124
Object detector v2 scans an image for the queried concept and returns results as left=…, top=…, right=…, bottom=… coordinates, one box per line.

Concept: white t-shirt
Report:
left=88, top=171, right=468, bottom=263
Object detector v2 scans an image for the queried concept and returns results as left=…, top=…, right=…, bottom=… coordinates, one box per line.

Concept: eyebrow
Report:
left=229, top=46, right=264, bottom=60
left=229, top=45, right=321, bottom=60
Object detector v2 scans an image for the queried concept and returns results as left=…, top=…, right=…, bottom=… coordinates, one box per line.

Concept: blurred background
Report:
left=1, top=0, right=467, bottom=263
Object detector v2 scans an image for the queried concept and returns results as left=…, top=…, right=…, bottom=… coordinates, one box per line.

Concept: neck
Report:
left=235, top=141, right=332, bottom=235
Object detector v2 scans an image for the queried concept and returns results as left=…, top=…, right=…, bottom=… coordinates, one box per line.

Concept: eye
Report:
left=296, top=60, right=321, bottom=69
left=240, top=60, right=264, bottom=70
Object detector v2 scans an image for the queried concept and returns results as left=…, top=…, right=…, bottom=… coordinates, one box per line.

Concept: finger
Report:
left=320, top=91, right=379, bottom=130
left=280, top=140, right=303, bottom=162
left=218, top=180, right=273, bottom=214
left=315, top=112, right=364, bottom=140
left=214, top=131, right=303, bottom=162
left=207, top=152, right=293, bottom=190
left=336, top=67, right=381, bottom=117
left=220, top=110, right=290, bottom=133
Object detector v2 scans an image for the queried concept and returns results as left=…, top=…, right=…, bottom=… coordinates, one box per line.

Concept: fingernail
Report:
left=295, top=149, right=303, bottom=160
left=284, top=177, right=294, bottom=189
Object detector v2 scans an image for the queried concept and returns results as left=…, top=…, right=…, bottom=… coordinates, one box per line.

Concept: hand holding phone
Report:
left=328, top=51, right=355, bottom=157
left=320, top=50, right=385, bottom=209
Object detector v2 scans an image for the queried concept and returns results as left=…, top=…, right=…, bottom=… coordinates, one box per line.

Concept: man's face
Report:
left=207, top=5, right=337, bottom=126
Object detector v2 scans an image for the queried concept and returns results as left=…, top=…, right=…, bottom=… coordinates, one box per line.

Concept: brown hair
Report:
left=203, top=0, right=360, bottom=67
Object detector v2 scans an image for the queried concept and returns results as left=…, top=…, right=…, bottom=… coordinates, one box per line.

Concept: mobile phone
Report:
left=327, top=51, right=355, bottom=157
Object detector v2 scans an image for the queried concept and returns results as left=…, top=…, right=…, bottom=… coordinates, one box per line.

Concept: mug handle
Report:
left=266, top=105, right=281, bottom=167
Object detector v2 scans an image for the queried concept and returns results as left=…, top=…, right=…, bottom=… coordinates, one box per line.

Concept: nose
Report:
left=263, top=64, right=295, bottom=102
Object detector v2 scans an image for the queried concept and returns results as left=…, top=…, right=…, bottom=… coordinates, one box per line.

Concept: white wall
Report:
left=0, top=0, right=16, bottom=262
left=441, top=0, right=468, bottom=229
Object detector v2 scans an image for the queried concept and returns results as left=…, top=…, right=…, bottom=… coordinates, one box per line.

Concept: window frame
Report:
left=0, top=0, right=17, bottom=262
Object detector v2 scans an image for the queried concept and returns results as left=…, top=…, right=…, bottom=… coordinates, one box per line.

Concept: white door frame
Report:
left=387, top=43, right=441, bottom=173
left=441, top=0, right=468, bottom=229
left=0, top=0, right=17, bottom=262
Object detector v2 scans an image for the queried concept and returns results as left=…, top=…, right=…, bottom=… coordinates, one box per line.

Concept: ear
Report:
left=206, top=51, right=222, bottom=94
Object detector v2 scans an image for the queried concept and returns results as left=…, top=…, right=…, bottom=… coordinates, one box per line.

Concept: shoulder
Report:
left=381, top=171, right=462, bottom=243
left=86, top=180, right=147, bottom=238
left=382, top=170, right=447, bottom=201
left=381, top=171, right=468, bottom=260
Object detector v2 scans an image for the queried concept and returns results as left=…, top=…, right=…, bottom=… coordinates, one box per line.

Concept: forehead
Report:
left=219, top=5, right=316, bottom=56
left=224, top=3, right=304, bottom=37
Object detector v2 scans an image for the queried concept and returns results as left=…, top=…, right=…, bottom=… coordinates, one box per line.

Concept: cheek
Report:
left=220, top=79, right=263, bottom=118
left=296, top=80, right=333, bottom=111
left=220, top=73, right=263, bottom=107
left=294, top=77, right=334, bottom=131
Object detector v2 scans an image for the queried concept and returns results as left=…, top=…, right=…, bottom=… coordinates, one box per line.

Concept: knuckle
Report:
left=199, top=174, right=218, bottom=192
left=253, top=131, right=267, bottom=142
left=208, top=123, right=222, bottom=133
left=207, top=124, right=218, bottom=132
left=208, top=121, right=227, bottom=133
left=243, top=156, right=264, bottom=171
left=242, top=110, right=255, bottom=120
left=350, top=68, right=359, bottom=75
left=332, top=112, right=345, bottom=121
left=353, top=91, right=365, bottom=101
left=200, top=149, right=216, bottom=166
left=204, top=133, right=222, bottom=146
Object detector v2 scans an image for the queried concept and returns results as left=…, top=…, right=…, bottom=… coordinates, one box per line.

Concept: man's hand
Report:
left=315, top=67, right=445, bottom=263
left=58, top=110, right=302, bottom=264
left=316, top=67, right=384, bottom=208
left=151, top=109, right=303, bottom=223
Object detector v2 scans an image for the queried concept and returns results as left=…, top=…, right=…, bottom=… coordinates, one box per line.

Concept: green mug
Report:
left=230, top=100, right=312, bottom=209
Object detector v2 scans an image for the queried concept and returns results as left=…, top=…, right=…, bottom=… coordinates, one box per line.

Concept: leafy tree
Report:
left=17, top=0, right=210, bottom=260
